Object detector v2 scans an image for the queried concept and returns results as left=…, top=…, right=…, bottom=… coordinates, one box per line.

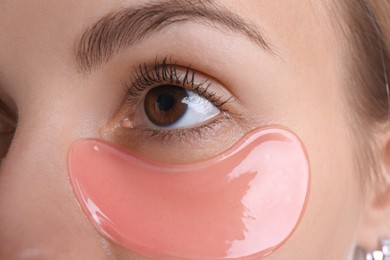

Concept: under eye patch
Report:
left=68, top=127, right=310, bottom=259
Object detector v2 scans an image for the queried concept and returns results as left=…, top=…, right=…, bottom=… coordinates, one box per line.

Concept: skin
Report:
left=0, top=0, right=389, bottom=259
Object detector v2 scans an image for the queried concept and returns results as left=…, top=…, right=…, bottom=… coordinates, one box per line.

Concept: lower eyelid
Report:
left=103, top=109, right=248, bottom=163
left=127, top=112, right=233, bottom=143
left=109, top=112, right=232, bottom=143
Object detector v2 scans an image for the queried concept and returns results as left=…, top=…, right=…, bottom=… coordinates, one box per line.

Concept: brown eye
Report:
left=144, top=85, right=188, bottom=126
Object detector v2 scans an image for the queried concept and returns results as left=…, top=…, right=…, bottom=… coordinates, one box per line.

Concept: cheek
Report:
left=68, top=127, right=310, bottom=260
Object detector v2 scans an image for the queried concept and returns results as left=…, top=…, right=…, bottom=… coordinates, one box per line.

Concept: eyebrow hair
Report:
left=76, top=0, right=275, bottom=73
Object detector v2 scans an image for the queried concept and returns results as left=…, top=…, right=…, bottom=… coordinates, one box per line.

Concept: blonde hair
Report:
left=339, top=0, right=390, bottom=188
left=336, top=0, right=390, bottom=186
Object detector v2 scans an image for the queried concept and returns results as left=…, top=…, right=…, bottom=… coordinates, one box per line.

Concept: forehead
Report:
left=0, top=0, right=339, bottom=103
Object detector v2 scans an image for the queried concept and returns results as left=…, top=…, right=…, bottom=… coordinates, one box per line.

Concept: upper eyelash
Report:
left=123, top=56, right=234, bottom=111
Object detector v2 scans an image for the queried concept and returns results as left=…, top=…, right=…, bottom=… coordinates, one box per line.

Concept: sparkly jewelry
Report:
left=365, top=238, right=390, bottom=260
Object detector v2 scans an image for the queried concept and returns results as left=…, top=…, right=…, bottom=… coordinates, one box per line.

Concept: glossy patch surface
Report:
left=68, top=128, right=310, bottom=259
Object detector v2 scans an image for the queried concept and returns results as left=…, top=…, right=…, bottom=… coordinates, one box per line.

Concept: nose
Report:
left=0, top=100, right=112, bottom=259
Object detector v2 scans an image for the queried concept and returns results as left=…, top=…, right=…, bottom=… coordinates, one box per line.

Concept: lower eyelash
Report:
left=134, top=113, right=233, bottom=143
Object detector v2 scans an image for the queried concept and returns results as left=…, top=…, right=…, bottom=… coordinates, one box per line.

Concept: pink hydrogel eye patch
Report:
left=68, top=128, right=310, bottom=260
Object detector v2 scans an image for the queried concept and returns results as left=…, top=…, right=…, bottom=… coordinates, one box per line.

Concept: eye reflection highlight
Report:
left=143, top=85, right=221, bottom=128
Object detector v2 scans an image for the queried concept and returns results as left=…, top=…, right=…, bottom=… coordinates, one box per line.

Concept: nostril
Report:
left=0, top=98, right=17, bottom=163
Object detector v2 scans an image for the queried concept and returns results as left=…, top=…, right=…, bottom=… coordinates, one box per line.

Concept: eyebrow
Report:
left=76, top=0, right=275, bottom=73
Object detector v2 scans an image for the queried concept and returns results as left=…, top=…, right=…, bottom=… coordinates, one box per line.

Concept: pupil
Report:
left=157, top=93, right=175, bottom=112
left=144, top=85, right=188, bottom=127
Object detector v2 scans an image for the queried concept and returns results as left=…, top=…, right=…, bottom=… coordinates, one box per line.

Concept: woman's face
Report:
left=0, top=0, right=370, bottom=259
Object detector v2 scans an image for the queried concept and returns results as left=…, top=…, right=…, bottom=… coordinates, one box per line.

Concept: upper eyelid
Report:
left=75, top=0, right=275, bottom=74
left=139, top=58, right=193, bottom=85
left=123, top=59, right=234, bottom=110
left=133, top=57, right=196, bottom=88
left=125, top=58, right=196, bottom=96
